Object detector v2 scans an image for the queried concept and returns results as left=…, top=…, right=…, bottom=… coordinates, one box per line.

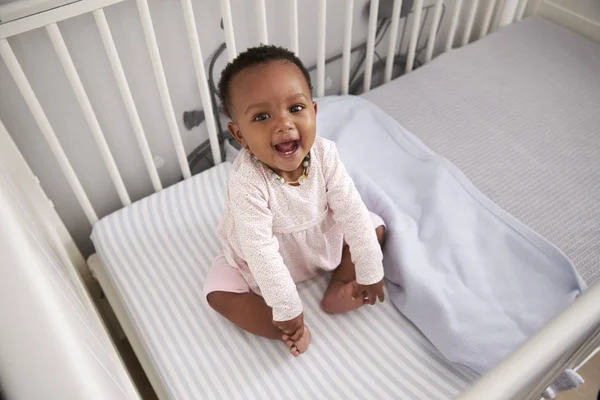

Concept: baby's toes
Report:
left=290, top=346, right=299, bottom=356
left=286, top=339, right=295, bottom=348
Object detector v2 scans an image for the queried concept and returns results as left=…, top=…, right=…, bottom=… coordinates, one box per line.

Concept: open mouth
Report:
left=273, top=140, right=299, bottom=156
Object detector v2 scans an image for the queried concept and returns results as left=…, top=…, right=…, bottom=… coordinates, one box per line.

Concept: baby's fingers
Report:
left=378, top=288, right=385, bottom=303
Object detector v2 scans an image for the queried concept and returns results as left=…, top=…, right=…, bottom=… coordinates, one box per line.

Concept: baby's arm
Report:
left=320, top=140, right=384, bottom=290
left=229, top=172, right=304, bottom=324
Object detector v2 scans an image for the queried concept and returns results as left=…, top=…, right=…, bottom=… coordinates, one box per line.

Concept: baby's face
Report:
left=227, top=60, right=316, bottom=176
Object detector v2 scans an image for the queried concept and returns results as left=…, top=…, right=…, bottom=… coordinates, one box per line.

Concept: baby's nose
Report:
left=275, top=117, right=294, bottom=133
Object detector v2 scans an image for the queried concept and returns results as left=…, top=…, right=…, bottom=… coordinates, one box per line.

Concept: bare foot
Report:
left=284, top=325, right=311, bottom=357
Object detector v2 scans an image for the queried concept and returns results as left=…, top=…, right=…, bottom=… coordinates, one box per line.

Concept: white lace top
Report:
left=217, top=136, right=384, bottom=322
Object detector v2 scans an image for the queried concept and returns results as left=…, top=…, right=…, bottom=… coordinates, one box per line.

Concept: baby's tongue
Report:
left=275, top=141, right=296, bottom=153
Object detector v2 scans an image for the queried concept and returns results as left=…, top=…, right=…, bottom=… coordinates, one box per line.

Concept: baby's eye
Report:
left=253, top=113, right=269, bottom=122
left=290, top=105, right=304, bottom=113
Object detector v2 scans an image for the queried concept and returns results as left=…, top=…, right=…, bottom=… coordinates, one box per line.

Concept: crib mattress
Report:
left=362, top=17, right=600, bottom=285
left=91, top=162, right=475, bottom=400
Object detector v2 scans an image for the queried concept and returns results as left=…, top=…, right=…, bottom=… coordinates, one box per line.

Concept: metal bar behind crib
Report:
left=384, top=0, right=402, bottom=83
left=181, top=0, right=222, bottom=165
left=0, top=38, right=98, bottom=224
left=136, top=0, right=191, bottom=179
left=341, top=0, right=354, bottom=94
left=93, top=9, right=163, bottom=193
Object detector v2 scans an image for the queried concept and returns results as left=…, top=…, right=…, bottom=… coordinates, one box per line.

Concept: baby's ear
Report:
left=313, top=101, right=318, bottom=115
left=228, top=122, right=246, bottom=148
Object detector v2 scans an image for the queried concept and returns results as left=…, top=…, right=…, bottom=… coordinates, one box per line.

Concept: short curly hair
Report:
left=218, top=45, right=313, bottom=118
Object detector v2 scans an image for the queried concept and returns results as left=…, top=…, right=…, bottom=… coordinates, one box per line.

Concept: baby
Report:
left=204, top=45, right=386, bottom=356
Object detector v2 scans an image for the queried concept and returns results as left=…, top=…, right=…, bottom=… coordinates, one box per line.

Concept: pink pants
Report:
left=204, top=212, right=384, bottom=297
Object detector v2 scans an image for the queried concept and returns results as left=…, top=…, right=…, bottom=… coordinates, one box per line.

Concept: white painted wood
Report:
left=479, top=0, right=498, bottom=38
left=316, top=0, right=326, bottom=97
left=445, top=0, right=464, bottom=51
left=424, top=0, right=443, bottom=62
left=0, top=38, right=98, bottom=224
left=0, top=0, right=77, bottom=24
left=256, top=0, right=268, bottom=45
left=462, top=0, right=481, bottom=46
left=340, top=0, right=354, bottom=94
left=181, top=0, right=222, bottom=165
left=136, top=0, right=191, bottom=179
left=0, top=118, right=88, bottom=277
left=405, top=0, right=424, bottom=73
left=46, top=23, right=131, bottom=206
left=0, top=0, right=127, bottom=39
left=219, top=0, right=237, bottom=61
left=89, top=254, right=171, bottom=400
left=290, top=0, right=299, bottom=56
left=491, top=0, right=507, bottom=31
left=94, top=9, right=163, bottom=193
left=341, top=0, right=354, bottom=94
left=516, top=0, right=529, bottom=21
left=363, top=0, right=379, bottom=92
left=384, top=0, right=402, bottom=82
left=458, top=282, right=600, bottom=400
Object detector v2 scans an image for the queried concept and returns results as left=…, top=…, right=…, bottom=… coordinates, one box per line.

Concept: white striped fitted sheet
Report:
left=91, top=161, right=475, bottom=399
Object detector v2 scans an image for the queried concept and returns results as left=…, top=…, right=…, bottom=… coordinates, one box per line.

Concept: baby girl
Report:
left=204, top=45, right=386, bottom=356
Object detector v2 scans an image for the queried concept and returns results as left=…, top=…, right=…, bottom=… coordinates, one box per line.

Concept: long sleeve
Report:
left=228, top=171, right=303, bottom=322
left=321, top=140, right=384, bottom=285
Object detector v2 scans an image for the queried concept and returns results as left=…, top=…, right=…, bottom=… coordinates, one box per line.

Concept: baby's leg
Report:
left=321, top=224, right=385, bottom=314
left=207, top=291, right=282, bottom=339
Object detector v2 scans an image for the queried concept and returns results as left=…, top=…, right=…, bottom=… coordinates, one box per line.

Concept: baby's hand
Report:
left=353, top=279, right=385, bottom=306
left=274, top=312, right=304, bottom=342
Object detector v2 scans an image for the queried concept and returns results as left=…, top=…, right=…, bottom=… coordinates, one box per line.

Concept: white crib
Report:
left=1, top=0, right=599, bottom=399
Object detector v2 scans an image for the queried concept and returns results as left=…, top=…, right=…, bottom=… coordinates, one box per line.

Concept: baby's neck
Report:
left=273, top=166, right=304, bottom=183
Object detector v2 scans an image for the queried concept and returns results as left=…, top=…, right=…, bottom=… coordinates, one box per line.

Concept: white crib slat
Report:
left=219, top=0, right=237, bottom=61
left=444, top=0, right=463, bottom=52
left=316, top=0, right=326, bottom=97
left=479, top=0, right=498, bottom=38
left=46, top=23, right=131, bottom=206
left=461, top=0, right=480, bottom=46
left=181, top=0, right=222, bottom=165
left=515, top=0, right=528, bottom=21
left=363, top=0, right=379, bottom=92
left=0, top=38, right=98, bottom=224
left=290, top=0, right=299, bottom=56
left=136, top=0, right=191, bottom=179
left=424, top=0, right=443, bottom=63
left=256, top=0, right=268, bottom=45
left=384, top=0, right=402, bottom=83
left=93, top=10, right=163, bottom=193
left=405, top=0, right=423, bottom=73
left=341, top=0, right=354, bottom=94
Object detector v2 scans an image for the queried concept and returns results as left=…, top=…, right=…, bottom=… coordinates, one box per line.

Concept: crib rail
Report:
left=459, top=282, right=600, bottom=400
